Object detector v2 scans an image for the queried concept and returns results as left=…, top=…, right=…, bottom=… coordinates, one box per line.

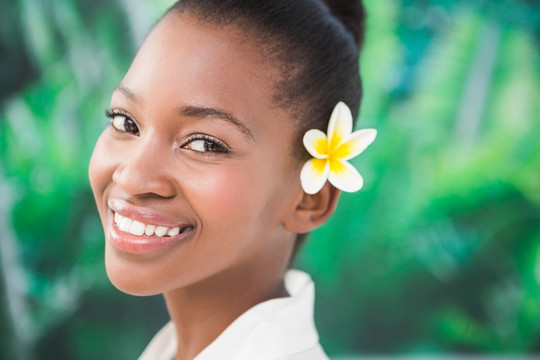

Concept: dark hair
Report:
left=163, top=0, right=366, bottom=261
left=164, top=0, right=366, bottom=159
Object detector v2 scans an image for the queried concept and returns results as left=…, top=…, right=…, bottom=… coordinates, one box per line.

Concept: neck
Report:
left=164, top=263, right=289, bottom=360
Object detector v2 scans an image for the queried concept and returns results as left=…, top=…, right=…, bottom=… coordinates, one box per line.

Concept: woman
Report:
left=89, top=0, right=375, bottom=358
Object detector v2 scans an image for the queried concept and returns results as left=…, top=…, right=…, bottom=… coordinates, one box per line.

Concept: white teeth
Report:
left=144, top=224, right=156, bottom=236
left=129, top=220, right=145, bottom=236
left=113, top=212, right=189, bottom=237
left=119, top=217, right=132, bottom=232
left=154, top=226, right=168, bottom=237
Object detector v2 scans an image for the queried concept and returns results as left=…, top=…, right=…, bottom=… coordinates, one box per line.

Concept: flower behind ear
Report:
left=300, top=102, right=377, bottom=195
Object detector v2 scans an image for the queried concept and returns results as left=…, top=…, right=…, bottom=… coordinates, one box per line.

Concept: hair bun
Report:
left=322, top=0, right=366, bottom=49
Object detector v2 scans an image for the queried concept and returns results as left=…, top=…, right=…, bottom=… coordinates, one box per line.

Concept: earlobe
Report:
left=283, top=182, right=340, bottom=234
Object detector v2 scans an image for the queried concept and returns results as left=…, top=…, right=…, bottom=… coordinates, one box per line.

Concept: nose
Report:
left=112, top=137, right=176, bottom=199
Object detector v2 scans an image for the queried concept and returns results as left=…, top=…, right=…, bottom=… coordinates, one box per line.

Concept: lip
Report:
left=108, top=198, right=189, bottom=227
left=107, top=198, right=194, bottom=254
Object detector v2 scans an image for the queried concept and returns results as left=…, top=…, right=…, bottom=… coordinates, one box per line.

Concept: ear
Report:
left=283, top=182, right=341, bottom=234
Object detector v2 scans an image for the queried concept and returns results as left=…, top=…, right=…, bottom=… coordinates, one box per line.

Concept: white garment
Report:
left=138, top=269, right=329, bottom=360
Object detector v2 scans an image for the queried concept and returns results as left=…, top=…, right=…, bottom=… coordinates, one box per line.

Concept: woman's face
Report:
left=89, top=14, right=303, bottom=295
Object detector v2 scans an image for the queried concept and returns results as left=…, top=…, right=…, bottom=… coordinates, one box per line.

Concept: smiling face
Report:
left=88, top=13, right=305, bottom=295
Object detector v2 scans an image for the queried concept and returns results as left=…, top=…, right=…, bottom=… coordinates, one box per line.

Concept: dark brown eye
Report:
left=111, top=115, right=139, bottom=135
left=189, top=139, right=220, bottom=152
left=123, top=118, right=139, bottom=134
left=183, top=135, right=229, bottom=154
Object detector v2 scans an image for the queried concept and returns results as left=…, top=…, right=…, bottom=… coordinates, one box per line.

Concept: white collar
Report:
left=139, top=269, right=322, bottom=360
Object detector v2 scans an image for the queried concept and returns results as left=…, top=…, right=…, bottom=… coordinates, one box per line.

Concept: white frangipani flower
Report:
left=300, top=102, right=377, bottom=195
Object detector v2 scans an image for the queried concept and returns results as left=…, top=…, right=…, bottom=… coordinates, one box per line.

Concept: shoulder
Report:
left=286, top=343, right=330, bottom=360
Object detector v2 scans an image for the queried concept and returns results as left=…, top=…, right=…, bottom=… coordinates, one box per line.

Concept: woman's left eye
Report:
left=183, top=136, right=229, bottom=154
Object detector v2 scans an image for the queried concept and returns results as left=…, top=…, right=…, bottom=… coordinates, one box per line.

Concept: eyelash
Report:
left=105, top=108, right=229, bottom=155
left=182, top=134, right=230, bottom=155
left=105, top=108, right=139, bottom=135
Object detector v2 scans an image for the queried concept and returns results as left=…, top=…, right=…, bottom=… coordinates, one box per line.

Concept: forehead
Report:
left=120, top=13, right=279, bottom=125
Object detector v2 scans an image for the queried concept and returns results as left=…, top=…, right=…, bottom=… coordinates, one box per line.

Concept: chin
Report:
left=104, top=249, right=165, bottom=297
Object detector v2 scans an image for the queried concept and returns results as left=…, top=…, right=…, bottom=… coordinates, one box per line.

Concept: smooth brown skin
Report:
left=89, top=13, right=340, bottom=360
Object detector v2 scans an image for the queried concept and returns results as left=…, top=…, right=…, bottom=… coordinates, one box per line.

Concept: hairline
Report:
left=160, top=8, right=311, bottom=162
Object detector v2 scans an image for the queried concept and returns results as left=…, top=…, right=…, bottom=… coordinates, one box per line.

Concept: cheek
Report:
left=187, top=163, right=261, bottom=217
left=88, top=133, right=116, bottom=220
left=181, top=161, right=271, bottom=239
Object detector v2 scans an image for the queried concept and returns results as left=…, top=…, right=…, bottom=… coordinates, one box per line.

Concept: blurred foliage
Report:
left=0, top=0, right=539, bottom=359
left=299, top=0, right=540, bottom=356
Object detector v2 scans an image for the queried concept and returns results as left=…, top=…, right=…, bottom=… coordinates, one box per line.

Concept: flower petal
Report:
left=327, top=102, right=353, bottom=152
left=328, top=158, right=364, bottom=192
left=334, top=129, right=377, bottom=161
left=303, top=129, right=328, bottom=159
left=300, top=158, right=330, bottom=194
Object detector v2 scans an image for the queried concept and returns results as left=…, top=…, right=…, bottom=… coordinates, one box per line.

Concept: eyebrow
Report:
left=178, top=105, right=255, bottom=142
left=114, top=84, right=140, bottom=104
left=113, top=83, right=254, bottom=141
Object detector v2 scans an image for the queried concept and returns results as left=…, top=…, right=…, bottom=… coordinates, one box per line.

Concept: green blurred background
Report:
left=1, top=0, right=539, bottom=359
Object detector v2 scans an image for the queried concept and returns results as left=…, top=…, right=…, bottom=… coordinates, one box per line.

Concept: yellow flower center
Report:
left=312, top=158, right=327, bottom=175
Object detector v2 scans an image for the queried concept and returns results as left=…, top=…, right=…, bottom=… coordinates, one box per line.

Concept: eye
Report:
left=105, top=109, right=139, bottom=135
left=183, top=135, right=229, bottom=154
